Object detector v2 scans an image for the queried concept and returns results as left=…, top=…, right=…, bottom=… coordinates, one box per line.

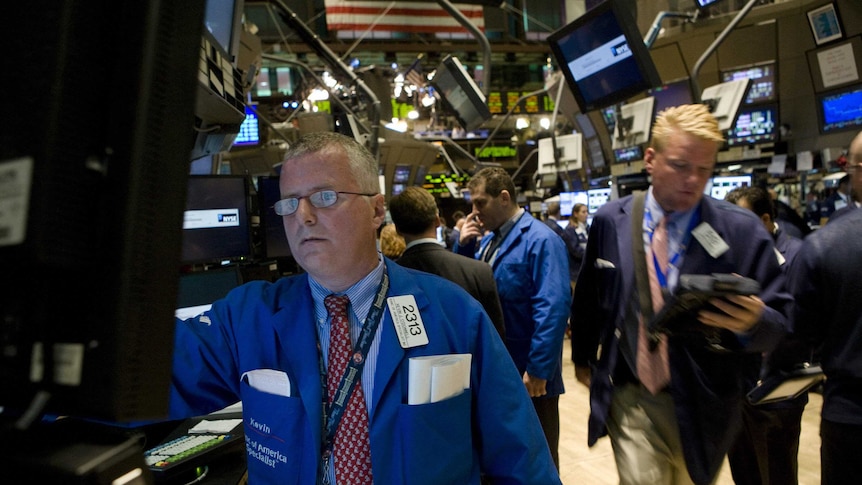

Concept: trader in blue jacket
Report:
left=571, top=105, right=790, bottom=485
left=454, top=167, right=571, bottom=469
left=169, top=132, right=560, bottom=484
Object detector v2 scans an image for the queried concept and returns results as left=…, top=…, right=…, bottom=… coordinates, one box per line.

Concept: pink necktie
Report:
left=637, top=217, right=671, bottom=394
left=324, top=294, right=373, bottom=484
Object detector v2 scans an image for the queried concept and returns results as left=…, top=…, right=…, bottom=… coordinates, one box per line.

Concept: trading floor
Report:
left=557, top=337, right=823, bottom=485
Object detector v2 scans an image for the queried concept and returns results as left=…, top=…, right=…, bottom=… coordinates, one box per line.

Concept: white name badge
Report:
left=691, top=222, right=730, bottom=259
left=387, top=295, right=429, bottom=349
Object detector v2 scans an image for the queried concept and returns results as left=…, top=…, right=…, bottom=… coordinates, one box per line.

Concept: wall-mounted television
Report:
left=726, top=104, right=778, bottom=147
left=181, top=175, right=252, bottom=264
left=548, top=0, right=661, bottom=113
left=648, top=78, right=694, bottom=114
left=700, top=78, right=751, bottom=131
left=720, top=62, right=776, bottom=104
left=816, top=84, right=862, bottom=134
left=612, top=96, right=655, bottom=149
left=430, top=55, right=491, bottom=131
left=709, top=174, right=752, bottom=200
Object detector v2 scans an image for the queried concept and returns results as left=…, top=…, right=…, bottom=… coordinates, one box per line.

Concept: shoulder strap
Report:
left=631, top=191, right=654, bottom=321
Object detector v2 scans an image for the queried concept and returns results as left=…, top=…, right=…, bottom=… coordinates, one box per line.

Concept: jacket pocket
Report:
left=396, top=391, right=473, bottom=484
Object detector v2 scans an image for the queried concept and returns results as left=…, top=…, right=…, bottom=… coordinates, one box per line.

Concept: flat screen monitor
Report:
left=726, top=104, right=778, bottom=147
left=721, top=62, right=776, bottom=104
left=232, top=105, right=261, bottom=147
left=0, top=1, right=205, bottom=422
left=817, top=84, right=862, bottom=134
left=256, top=176, right=292, bottom=260
left=614, top=145, right=644, bottom=163
left=203, top=0, right=244, bottom=59
left=175, top=265, right=243, bottom=320
left=588, top=187, right=612, bottom=214
left=694, top=0, right=726, bottom=10
left=548, top=0, right=661, bottom=113
left=709, top=175, right=752, bottom=200
left=537, top=133, right=583, bottom=174
left=430, top=55, right=491, bottom=131
left=612, top=96, right=655, bottom=149
left=647, top=78, right=694, bottom=114
left=559, top=191, right=589, bottom=217
left=181, top=175, right=252, bottom=264
left=701, top=78, right=751, bottom=131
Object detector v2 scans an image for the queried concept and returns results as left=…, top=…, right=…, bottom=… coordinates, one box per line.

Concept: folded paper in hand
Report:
left=408, top=354, right=472, bottom=405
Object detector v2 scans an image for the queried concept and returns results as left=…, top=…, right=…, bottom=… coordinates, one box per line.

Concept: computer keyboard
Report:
left=145, top=433, right=236, bottom=469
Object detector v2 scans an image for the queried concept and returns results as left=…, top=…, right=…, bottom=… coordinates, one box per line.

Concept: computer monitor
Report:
left=232, top=104, right=261, bottom=147
left=701, top=78, right=751, bottom=131
left=175, top=266, right=244, bottom=320
left=0, top=1, right=205, bottom=423
left=588, top=187, right=612, bottom=214
left=559, top=191, right=589, bottom=217
left=614, top=145, right=645, bottom=163
left=721, top=62, right=776, bottom=104
left=709, top=175, right=752, bottom=200
left=726, top=104, right=778, bottom=147
left=181, top=175, right=252, bottom=264
left=256, top=175, right=292, bottom=260
left=430, top=55, right=491, bottom=131
left=548, top=0, right=661, bottom=113
left=537, top=133, right=583, bottom=174
left=816, top=84, right=862, bottom=134
left=647, top=78, right=694, bottom=114
left=612, top=96, right=655, bottom=149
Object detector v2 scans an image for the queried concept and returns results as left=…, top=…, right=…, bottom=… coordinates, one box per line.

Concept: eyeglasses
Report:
left=272, top=190, right=377, bottom=216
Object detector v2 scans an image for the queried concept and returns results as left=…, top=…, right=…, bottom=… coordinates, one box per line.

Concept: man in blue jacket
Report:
left=169, top=132, right=560, bottom=484
left=455, top=167, right=571, bottom=469
left=571, top=105, right=790, bottom=485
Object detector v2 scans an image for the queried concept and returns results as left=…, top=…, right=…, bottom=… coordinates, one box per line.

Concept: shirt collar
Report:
left=404, top=237, right=444, bottom=250
left=309, top=256, right=385, bottom=324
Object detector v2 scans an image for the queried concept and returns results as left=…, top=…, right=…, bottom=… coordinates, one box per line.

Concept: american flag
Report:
left=324, top=1, right=485, bottom=35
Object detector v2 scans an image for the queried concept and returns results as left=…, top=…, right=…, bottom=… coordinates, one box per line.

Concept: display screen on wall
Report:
left=817, top=84, right=862, bottom=134
left=721, top=62, right=776, bottom=104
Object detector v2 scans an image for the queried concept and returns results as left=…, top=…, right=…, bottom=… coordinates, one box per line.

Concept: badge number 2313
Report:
left=387, top=295, right=429, bottom=348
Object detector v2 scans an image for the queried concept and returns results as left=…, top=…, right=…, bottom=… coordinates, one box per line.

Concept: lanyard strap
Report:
left=318, top=269, right=389, bottom=485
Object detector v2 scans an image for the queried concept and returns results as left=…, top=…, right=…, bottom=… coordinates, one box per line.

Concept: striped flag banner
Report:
left=324, top=1, right=485, bottom=36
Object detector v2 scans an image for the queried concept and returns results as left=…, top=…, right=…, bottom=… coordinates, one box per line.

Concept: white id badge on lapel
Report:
left=387, top=295, right=429, bottom=348
left=692, top=222, right=730, bottom=258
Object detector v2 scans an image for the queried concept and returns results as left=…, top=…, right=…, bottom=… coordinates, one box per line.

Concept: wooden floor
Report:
left=557, top=338, right=823, bottom=485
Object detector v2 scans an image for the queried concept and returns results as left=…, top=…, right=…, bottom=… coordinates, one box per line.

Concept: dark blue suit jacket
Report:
left=571, top=194, right=791, bottom=485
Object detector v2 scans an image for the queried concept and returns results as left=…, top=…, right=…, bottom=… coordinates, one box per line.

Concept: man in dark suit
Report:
left=543, top=200, right=565, bottom=236
left=389, top=186, right=506, bottom=339
left=571, top=104, right=790, bottom=485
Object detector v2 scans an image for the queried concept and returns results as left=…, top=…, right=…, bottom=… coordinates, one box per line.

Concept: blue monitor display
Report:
left=721, top=63, right=776, bottom=104
left=726, top=104, right=778, bottom=147
left=548, top=0, right=661, bottom=112
left=233, top=105, right=261, bottom=146
left=817, top=85, right=862, bottom=134
left=614, top=145, right=644, bottom=163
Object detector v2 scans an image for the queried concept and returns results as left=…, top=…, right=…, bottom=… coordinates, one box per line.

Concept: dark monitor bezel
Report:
left=547, top=0, right=661, bottom=113
left=430, top=55, right=492, bottom=131
left=256, top=175, right=293, bottom=260
left=181, top=175, right=253, bottom=264
left=647, top=77, right=694, bottom=114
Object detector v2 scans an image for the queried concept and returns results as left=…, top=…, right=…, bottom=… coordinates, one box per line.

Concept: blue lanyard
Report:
left=646, top=209, right=701, bottom=289
left=317, top=269, right=389, bottom=485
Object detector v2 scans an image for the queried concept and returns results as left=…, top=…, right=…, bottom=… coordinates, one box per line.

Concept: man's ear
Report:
left=499, top=189, right=511, bottom=204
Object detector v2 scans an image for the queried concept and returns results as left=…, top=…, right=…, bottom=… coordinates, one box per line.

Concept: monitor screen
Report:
left=709, top=175, right=752, bottom=200
left=548, top=0, right=661, bottom=113
left=256, top=176, right=292, bottom=260
left=721, top=62, right=776, bottom=104
left=181, top=175, right=252, bottom=264
left=726, top=104, right=778, bottom=147
left=232, top=105, right=261, bottom=147
left=614, top=145, right=644, bottom=163
left=559, top=191, right=589, bottom=217
left=175, top=266, right=243, bottom=320
left=817, top=84, right=862, bottom=134
left=203, top=0, right=243, bottom=59
left=647, top=78, right=694, bottom=114
left=431, top=55, right=491, bottom=131
left=588, top=187, right=612, bottom=214
left=393, top=165, right=412, bottom=183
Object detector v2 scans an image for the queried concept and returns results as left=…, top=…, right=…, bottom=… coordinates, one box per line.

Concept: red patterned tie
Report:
left=324, top=294, right=373, bottom=484
left=637, top=216, right=671, bottom=394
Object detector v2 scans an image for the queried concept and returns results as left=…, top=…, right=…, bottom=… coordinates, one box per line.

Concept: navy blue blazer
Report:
left=571, top=194, right=791, bottom=485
